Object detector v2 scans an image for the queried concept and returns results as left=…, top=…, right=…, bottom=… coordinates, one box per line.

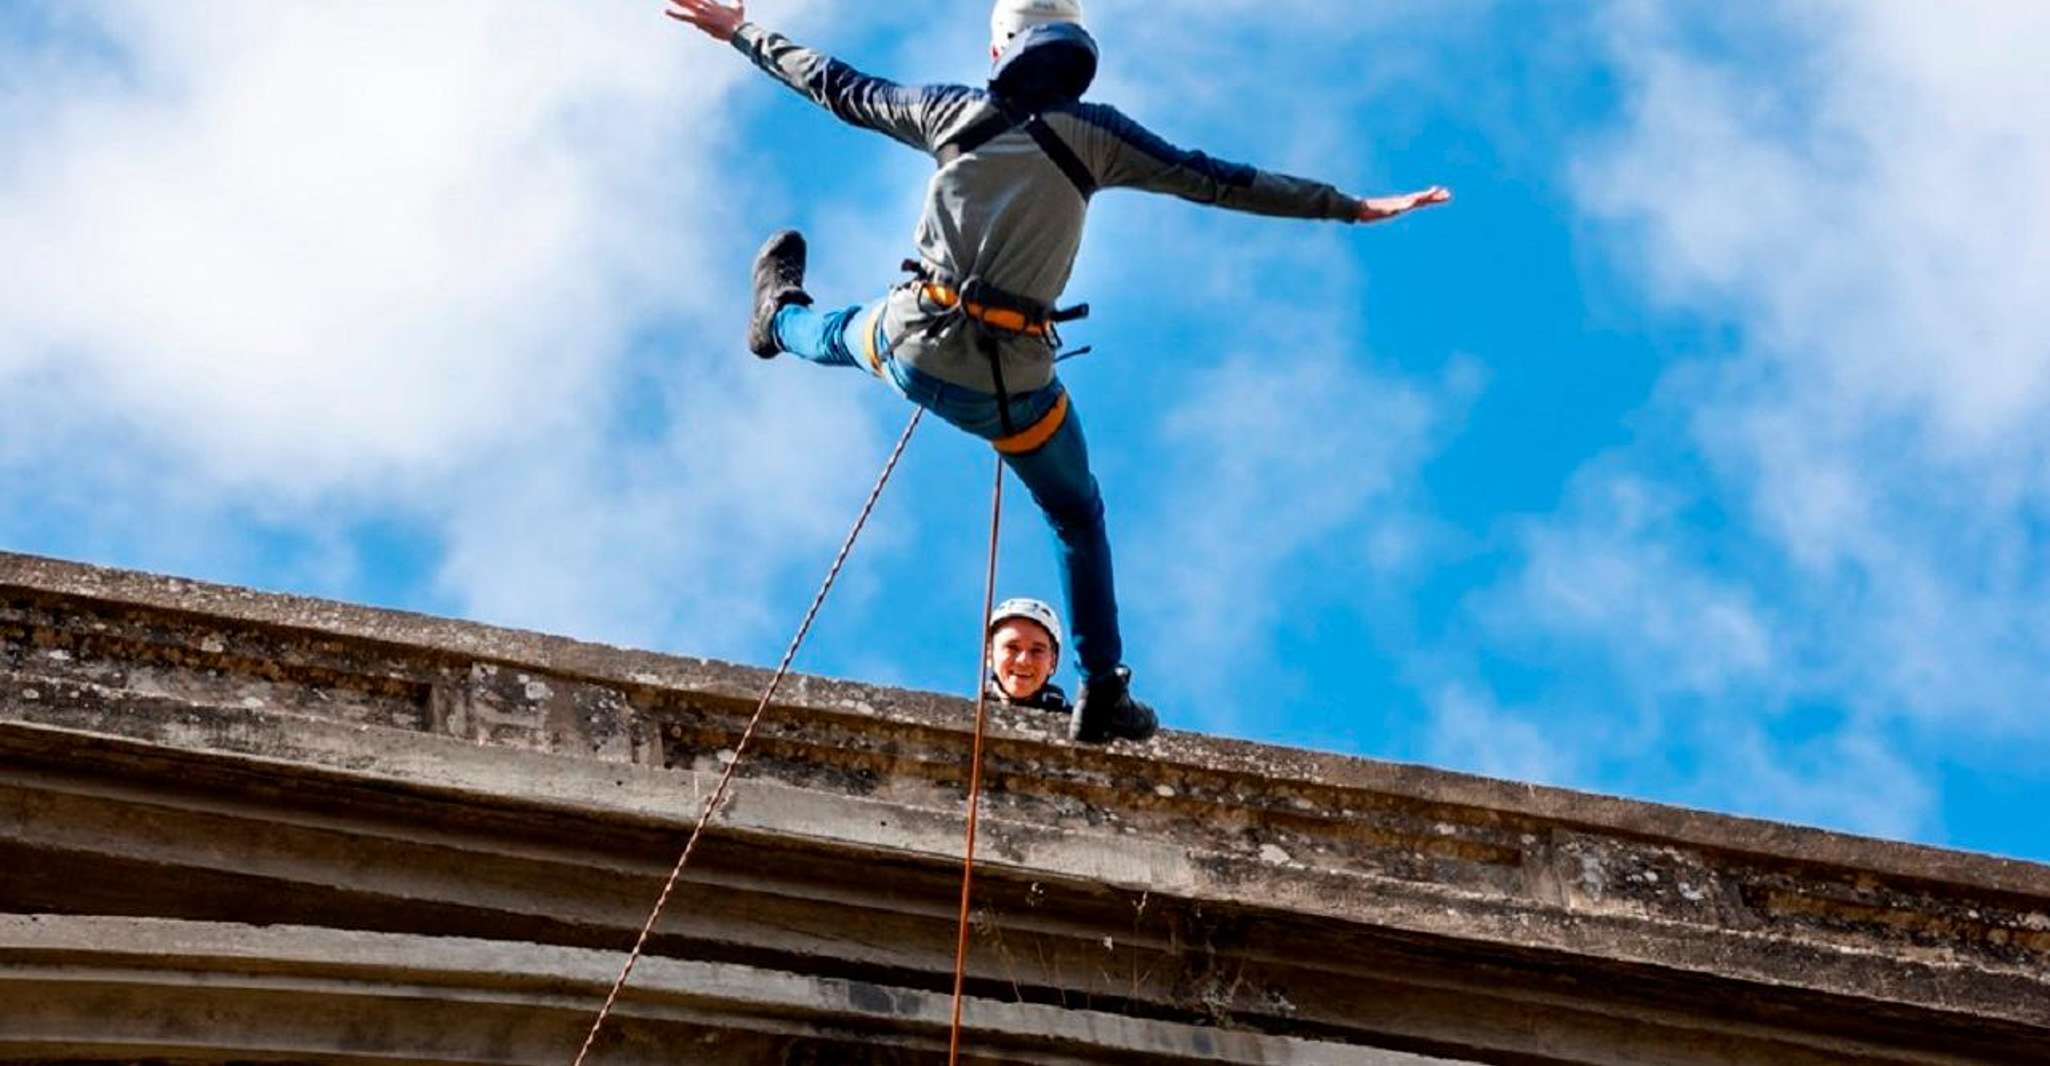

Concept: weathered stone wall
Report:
left=2, top=550, right=2047, bottom=1065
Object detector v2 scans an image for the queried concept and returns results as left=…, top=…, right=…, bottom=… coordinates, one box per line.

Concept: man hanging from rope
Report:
left=665, top=0, right=1449, bottom=745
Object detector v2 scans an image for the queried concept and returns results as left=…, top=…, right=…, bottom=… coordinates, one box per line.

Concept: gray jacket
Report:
left=731, top=23, right=1363, bottom=394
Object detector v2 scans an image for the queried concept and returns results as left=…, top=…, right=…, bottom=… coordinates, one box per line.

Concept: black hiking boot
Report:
left=1070, top=666, right=1159, bottom=745
left=748, top=229, right=814, bottom=359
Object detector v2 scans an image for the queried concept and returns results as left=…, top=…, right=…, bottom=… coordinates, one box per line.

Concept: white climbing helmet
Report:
left=990, top=0, right=1086, bottom=50
left=988, top=597, right=1064, bottom=653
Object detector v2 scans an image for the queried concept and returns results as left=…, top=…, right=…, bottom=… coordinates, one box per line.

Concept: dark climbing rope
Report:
left=572, top=406, right=925, bottom=1066
left=947, top=453, right=1005, bottom=1065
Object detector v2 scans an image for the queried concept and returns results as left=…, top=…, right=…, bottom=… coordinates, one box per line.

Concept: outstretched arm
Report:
left=664, top=0, right=958, bottom=153
left=1071, top=104, right=1449, bottom=224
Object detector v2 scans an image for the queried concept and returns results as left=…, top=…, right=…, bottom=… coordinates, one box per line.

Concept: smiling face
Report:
left=988, top=618, right=1058, bottom=700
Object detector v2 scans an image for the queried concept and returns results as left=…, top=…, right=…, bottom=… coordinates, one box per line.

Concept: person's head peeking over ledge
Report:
left=987, top=597, right=1068, bottom=712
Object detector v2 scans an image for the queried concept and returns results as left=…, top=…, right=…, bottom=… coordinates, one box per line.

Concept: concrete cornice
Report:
left=3, top=549, right=2041, bottom=897
left=4, top=549, right=2048, bottom=1065
left=0, top=916, right=1461, bottom=1066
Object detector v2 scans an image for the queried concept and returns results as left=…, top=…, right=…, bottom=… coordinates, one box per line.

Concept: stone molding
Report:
left=4, top=550, right=2048, bottom=1064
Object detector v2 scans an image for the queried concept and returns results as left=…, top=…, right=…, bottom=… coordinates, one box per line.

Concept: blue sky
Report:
left=6, top=1, right=2049, bottom=862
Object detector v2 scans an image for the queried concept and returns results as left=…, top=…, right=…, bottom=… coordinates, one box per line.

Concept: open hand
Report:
left=665, top=0, right=746, bottom=41
left=1357, top=185, right=1452, bottom=223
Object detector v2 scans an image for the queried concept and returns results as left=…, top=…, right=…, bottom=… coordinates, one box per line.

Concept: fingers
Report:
left=664, top=0, right=712, bottom=29
left=1399, top=186, right=1452, bottom=212
left=663, top=0, right=739, bottom=33
left=1357, top=185, right=1453, bottom=223
left=666, top=0, right=733, bottom=18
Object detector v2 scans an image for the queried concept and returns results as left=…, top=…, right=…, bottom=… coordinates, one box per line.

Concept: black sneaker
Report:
left=748, top=229, right=814, bottom=358
left=1070, top=666, right=1158, bottom=744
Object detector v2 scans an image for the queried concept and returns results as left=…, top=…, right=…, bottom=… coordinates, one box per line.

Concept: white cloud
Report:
left=1126, top=335, right=1476, bottom=722
left=0, top=0, right=902, bottom=651
left=1443, top=0, right=2050, bottom=840
left=429, top=358, right=895, bottom=655
left=1704, top=724, right=1934, bottom=843
left=1577, top=0, right=2050, bottom=726
left=1583, top=1, right=2050, bottom=449
left=1427, top=684, right=1576, bottom=787
left=6, top=2, right=692, bottom=487
left=1484, top=469, right=1778, bottom=704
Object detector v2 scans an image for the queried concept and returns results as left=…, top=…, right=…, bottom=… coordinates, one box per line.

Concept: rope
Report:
left=947, top=453, right=1005, bottom=1064
left=571, top=406, right=925, bottom=1066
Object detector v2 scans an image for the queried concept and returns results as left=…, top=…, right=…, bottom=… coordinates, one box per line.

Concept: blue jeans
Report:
left=775, top=301, right=1121, bottom=682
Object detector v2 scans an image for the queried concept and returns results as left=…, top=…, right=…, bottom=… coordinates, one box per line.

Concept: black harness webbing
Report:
left=935, top=103, right=1098, bottom=201
left=1025, top=117, right=1099, bottom=199
left=933, top=111, right=1008, bottom=166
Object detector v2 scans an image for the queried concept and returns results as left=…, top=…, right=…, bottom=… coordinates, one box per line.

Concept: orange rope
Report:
left=571, top=407, right=924, bottom=1066
left=947, top=453, right=1005, bottom=1064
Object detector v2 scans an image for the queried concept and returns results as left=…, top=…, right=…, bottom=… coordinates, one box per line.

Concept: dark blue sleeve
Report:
left=730, top=23, right=976, bottom=153
left=1057, top=103, right=1360, bottom=221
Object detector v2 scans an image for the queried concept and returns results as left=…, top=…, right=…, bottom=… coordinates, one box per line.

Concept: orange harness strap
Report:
left=922, top=282, right=1051, bottom=337
left=992, top=391, right=1069, bottom=455
left=859, top=305, right=889, bottom=378
left=866, top=299, right=1068, bottom=455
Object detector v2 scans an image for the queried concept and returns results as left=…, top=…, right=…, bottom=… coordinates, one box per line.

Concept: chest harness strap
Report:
left=935, top=102, right=1099, bottom=199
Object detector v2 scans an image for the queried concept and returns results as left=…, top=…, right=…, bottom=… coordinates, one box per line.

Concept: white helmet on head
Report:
left=990, top=0, right=1085, bottom=50
left=988, top=597, right=1064, bottom=653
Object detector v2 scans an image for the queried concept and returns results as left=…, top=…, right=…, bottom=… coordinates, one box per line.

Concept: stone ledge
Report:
left=5, top=679, right=2049, bottom=1065
left=5, top=548, right=2045, bottom=902
left=6, top=549, right=2050, bottom=1064
left=0, top=915, right=1462, bottom=1066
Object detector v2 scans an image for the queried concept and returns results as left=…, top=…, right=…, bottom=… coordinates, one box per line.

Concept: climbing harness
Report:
left=900, top=258, right=1090, bottom=441
left=948, top=454, right=1005, bottom=1065
left=901, top=259, right=1090, bottom=344
left=919, top=277, right=1063, bottom=338
left=570, top=407, right=925, bottom=1066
